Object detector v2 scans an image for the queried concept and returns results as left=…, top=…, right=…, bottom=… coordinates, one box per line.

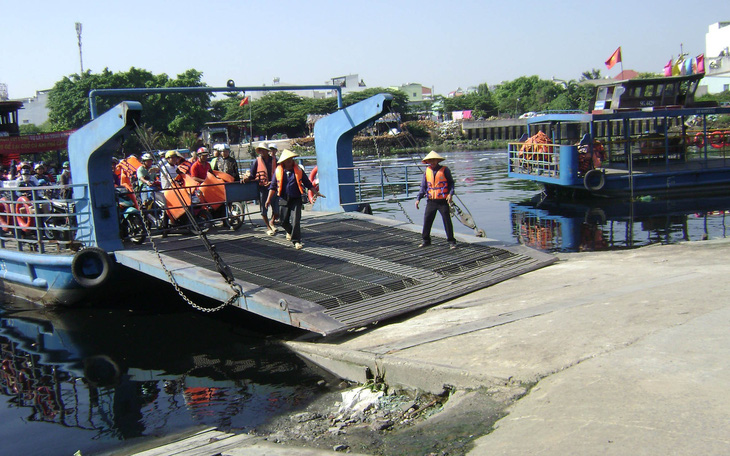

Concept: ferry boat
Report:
left=0, top=88, right=554, bottom=336
left=507, top=73, right=730, bottom=198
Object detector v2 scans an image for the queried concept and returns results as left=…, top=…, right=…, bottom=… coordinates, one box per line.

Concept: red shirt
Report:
left=189, top=160, right=211, bottom=180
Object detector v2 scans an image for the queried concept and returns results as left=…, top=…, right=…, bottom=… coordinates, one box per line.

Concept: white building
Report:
left=704, top=21, right=730, bottom=93
left=13, top=90, right=51, bottom=126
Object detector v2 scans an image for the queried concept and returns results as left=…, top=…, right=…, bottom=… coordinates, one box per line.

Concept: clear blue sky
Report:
left=1, top=0, right=729, bottom=100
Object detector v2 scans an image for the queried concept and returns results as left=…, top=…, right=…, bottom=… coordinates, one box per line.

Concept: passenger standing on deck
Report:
left=189, top=148, right=212, bottom=184
left=415, top=151, right=456, bottom=249
left=137, top=153, right=159, bottom=206
left=265, top=149, right=324, bottom=249
left=58, top=161, right=72, bottom=199
left=244, top=143, right=278, bottom=235
left=212, top=144, right=240, bottom=181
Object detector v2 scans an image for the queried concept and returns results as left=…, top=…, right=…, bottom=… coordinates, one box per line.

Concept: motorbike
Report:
left=115, top=186, right=146, bottom=244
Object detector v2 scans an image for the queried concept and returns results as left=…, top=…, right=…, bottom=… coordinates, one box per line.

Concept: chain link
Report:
left=131, top=123, right=242, bottom=313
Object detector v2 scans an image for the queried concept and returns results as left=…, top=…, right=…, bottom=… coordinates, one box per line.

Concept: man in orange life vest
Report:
left=265, top=149, right=324, bottom=250
left=244, top=143, right=279, bottom=235
left=415, top=151, right=456, bottom=249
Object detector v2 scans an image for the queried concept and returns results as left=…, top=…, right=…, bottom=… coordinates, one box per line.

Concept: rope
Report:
left=131, top=123, right=243, bottom=312
left=371, top=135, right=414, bottom=224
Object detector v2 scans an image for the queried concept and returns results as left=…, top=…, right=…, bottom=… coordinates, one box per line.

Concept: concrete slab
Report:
left=285, top=239, right=730, bottom=454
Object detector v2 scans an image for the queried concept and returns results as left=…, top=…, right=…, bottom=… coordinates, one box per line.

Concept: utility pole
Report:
left=75, top=22, right=84, bottom=74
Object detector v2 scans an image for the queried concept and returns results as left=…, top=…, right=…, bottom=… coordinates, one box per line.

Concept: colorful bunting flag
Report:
left=696, top=54, right=705, bottom=73
left=664, top=59, right=673, bottom=76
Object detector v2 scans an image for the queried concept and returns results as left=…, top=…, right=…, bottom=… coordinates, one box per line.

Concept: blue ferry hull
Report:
left=0, top=249, right=85, bottom=305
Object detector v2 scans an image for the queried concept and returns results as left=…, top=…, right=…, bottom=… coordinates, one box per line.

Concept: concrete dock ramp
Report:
left=114, top=212, right=555, bottom=336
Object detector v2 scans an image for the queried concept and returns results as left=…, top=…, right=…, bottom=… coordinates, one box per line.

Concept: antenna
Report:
left=75, top=22, right=84, bottom=74
left=0, top=83, right=8, bottom=101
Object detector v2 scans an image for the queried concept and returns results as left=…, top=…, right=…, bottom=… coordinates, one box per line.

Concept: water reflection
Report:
left=0, top=298, right=337, bottom=455
left=511, top=195, right=730, bottom=252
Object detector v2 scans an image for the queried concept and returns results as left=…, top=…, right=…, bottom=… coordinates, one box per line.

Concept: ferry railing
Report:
left=336, top=163, right=423, bottom=207
left=597, top=130, right=729, bottom=168
left=507, top=142, right=580, bottom=186
left=0, top=183, right=91, bottom=253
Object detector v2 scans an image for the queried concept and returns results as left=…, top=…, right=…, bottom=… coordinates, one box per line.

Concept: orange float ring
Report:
left=0, top=197, right=11, bottom=231
left=15, top=195, right=35, bottom=231
left=695, top=132, right=705, bottom=148
left=307, top=166, right=319, bottom=203
left=709, top=131, right=724, bottom=149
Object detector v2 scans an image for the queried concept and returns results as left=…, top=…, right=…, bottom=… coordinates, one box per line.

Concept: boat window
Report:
left=655, top=84, right=664, bottom=96
left=665, top=83, right=675, bottom=97
left=644, top=85, right=655, bottom=97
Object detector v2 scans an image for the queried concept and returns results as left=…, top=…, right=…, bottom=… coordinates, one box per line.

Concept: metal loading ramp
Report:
left=114, top=212, right=556, bottom=336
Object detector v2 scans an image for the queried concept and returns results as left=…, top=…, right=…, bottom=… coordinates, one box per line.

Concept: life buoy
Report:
left=0, top=198, right=11, bottom=232
left=307, top=166, right=319, bottom=203
left=71, top=247, right=111, bottom=288
left=583, top=169, right=605, bottom=191
left=14, top=196, right=35, bottom=231
left=695, top=132, right=705, bottom=148
left=709, top=131, right=724, bottom=149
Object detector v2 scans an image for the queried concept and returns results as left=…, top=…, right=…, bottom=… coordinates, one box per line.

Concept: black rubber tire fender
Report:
left=583, top=169, right=605, bottom=191
left=71, top=247, right=112, bottom=288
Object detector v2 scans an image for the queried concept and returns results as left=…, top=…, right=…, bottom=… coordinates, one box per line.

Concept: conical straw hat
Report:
left=422, top=151, right=445, bottom=163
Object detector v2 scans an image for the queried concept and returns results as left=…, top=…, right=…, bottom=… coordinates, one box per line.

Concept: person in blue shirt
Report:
left=265, top=149, right=324, bottom=249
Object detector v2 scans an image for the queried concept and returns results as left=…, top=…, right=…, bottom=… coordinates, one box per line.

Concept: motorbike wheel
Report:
left=189, top=209, right=213, bottom=235
left=124, top=213, right=147, bottom=244
left=225, top=202, right=245, bottom=231
left=43, top=219, right=64, bottom=241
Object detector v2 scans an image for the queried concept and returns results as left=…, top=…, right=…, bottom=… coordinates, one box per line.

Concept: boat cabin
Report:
left=591, top=73, right=703, bottom=112
left=0, top=101, right=23, bottom=137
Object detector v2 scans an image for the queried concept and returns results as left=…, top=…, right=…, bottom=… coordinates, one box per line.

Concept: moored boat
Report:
left=507, top=73, right=730, bottom=198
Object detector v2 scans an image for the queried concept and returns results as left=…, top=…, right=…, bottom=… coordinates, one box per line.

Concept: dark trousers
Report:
left=279, top=196, right=303, bottom=243
left=422, top=199, right=455, bottom=243
left=259, top=186, right=278, bottom=218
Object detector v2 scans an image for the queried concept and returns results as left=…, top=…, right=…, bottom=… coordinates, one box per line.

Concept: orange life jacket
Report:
left=255, top=156, right=277, bottom=187
left=426, top=166, right=449, bottom=200
left=275, top=165, right=305, bottom=197
left=176, top=160, right=192, bottom=181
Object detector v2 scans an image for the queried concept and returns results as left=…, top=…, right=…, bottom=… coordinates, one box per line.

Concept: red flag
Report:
left=239, top=96, right=249, bottom=106
left=696, top=54, right=705, bottom=74
left=605, top=47, right=622, bottom=69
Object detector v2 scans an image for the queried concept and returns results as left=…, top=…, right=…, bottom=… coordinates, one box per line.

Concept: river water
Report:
left=2, top=149, right=729, bottom=455
left=359, top=150, right=730, bottom=252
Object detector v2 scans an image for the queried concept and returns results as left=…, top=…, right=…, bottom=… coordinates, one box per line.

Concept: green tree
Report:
left=442, top=83, right=497, bottom=118
left=580, top=69, right=602, bottom=81
left=47, top=67, right=210, bottom=137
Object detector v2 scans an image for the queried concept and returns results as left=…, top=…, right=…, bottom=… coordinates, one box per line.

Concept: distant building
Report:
left=13, top=90, right=51, bottom=126
left=392, top=83, right=433, bottom=103
left=704, top=21, right=730, bottom=93
left=248, top=74, right=367, bottom=101
left=329, top=74, right=367, bottom=94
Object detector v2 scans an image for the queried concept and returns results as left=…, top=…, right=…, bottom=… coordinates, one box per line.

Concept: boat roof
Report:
left=527, top=105, right=730, bottom=124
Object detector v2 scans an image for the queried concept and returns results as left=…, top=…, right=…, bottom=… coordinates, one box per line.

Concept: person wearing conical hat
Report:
left=415, top=151, right=456, bottom=249
left=265, top=149, right=324, bottom=250
left=244, top=143, right=279, bottom=235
